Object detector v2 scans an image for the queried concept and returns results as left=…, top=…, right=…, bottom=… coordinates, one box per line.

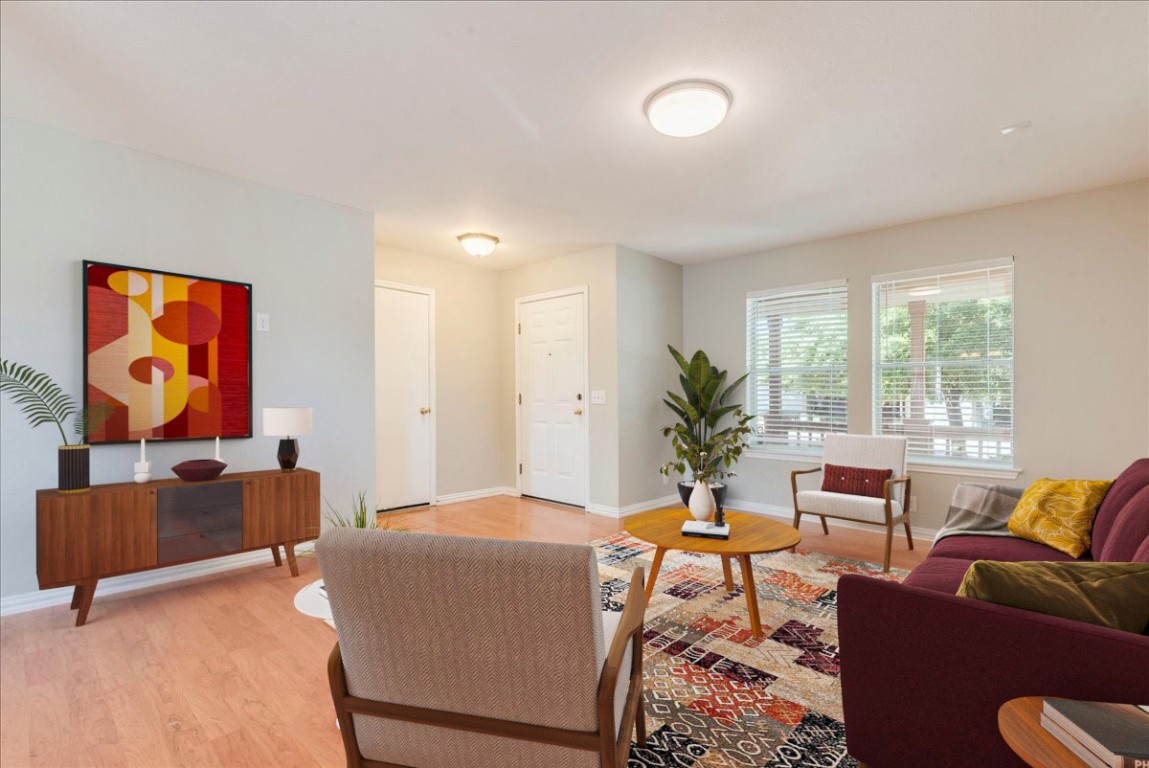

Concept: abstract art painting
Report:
left=84, top=261, right=252, bottom=443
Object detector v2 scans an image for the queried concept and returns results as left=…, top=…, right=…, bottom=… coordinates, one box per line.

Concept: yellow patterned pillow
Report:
left=1007, top=478, right=1114, bottom=558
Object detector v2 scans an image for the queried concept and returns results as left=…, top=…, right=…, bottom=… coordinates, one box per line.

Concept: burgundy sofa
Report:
left=838, top=458, right=1149, bottom=768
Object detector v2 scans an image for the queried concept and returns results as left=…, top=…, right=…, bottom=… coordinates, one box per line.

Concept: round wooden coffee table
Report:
left=624, top=507, right=801, bottom=638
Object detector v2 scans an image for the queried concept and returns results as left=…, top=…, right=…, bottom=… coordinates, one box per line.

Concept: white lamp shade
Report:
left=263, top=407, right=313, bottom=437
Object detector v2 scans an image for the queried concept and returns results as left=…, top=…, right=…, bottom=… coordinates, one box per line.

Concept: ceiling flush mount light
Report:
left=457, top=232, right=499, bottom=258
left=645, top=80, right=731, bottom=138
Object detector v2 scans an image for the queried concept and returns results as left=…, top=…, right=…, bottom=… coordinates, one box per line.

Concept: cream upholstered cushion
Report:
left=316, top=528, right=631, bottom=768
left=796, top=490, right=904, bottom=523
left=821, top=433, right=908, bottom=506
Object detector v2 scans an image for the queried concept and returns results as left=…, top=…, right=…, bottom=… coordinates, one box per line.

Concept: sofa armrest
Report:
left=838, top=574, right=1149, bottom=768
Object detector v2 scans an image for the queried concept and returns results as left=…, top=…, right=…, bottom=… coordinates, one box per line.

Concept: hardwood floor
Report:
left=0, top=496, right=926, bottom=767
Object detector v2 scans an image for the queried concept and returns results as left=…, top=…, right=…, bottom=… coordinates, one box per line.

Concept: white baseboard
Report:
left=730, top=499, right=938, bottom=542
left=434, top=486, right=518, bottom=506
left=586, top=494, right=681, bottom=519
left=0, top=545, right=310, bottom=618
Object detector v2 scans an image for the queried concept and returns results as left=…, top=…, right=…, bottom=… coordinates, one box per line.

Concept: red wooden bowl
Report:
left=171, top=459, right=227, bottom=482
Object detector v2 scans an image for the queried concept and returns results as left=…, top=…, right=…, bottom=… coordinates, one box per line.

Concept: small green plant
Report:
left=0, top=359, right=112, bottom=444
left=323, top=491, right=405, bottom=531
left=659, top=346, right=754, bottom=484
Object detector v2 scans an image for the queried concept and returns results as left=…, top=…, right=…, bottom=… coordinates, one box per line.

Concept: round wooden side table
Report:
left=998, top=697, right=1089, bottom=768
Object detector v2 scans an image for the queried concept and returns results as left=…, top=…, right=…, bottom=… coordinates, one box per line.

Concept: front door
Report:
left=518, top=291, right=586, bottom=507
left=375, top=283, right=434, bottom=510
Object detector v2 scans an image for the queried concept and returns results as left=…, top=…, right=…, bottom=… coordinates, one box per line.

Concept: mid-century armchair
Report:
left=316, top=528, right=646, bottom=768
left=791, top=433, right=913, bottom=571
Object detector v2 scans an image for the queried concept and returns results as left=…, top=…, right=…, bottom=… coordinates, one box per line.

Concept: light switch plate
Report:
left=256, top=313, right=270, bottom=332
left=590, top=390, right=606, bottom=404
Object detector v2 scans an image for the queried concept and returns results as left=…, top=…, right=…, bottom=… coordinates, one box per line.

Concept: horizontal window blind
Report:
left=746, top=282, right=848, bottom=451
left=873, top=262, right=1014, bottom=467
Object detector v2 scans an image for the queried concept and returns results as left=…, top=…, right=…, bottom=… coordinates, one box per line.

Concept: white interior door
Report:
left=518, top=291, right=586, bottom=507
left=376, top=283, right=434, bottom=510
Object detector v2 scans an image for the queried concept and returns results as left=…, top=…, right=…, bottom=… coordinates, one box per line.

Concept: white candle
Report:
left=140, top=439, right=146, bottom=462
left=215, top=436, right=221, bottom=461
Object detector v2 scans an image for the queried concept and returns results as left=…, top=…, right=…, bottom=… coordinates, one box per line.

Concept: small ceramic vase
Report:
left=688, top=480, right=716, bottom=522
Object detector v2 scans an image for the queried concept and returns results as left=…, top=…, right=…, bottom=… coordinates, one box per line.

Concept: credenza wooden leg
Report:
left=74, top=579, right=97, bottom=627
left=284, top=542, right=299, bottom=577
left=271, top=546, right=282, bottom=567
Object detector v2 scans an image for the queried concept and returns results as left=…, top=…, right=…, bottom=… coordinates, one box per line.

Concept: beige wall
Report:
left=499, top=246, right=620, bottom=507
left=1, top=119, right=376, bottom=600
left=684, top=180, right=1149, bottom=532
left=375, top=247, right=504, bottom=497
left=617, top=246, right=684, bottom=508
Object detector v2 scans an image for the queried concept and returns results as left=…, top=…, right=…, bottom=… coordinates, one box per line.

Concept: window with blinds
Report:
left=746, top=282, right=848, bottom=452
left=872, top=260, right=1014, bottom=467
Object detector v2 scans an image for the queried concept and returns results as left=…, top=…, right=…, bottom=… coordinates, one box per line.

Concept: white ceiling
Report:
left=2, top=1, right=1146, bottom=270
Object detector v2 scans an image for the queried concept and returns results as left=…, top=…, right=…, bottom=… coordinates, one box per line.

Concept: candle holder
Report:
left=133, top=461, right=152, bottom=484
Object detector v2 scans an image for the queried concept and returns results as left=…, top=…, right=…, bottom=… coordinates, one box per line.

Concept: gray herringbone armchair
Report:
left=316, top=528, right=646, bottom=768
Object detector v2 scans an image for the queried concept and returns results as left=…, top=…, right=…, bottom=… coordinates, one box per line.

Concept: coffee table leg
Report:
left=721, top=556, right=734, bottom=591
left=738, top=555, right=763, bottom=638
left=645, top=546, right=667, bottom=600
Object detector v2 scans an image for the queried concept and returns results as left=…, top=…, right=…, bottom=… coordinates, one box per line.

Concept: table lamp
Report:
left=263, top=407, right=313, bottom=471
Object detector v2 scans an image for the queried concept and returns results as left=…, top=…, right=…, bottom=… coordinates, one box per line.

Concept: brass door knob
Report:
left=419, top=407, right=431, bottom=415
left=573, top=408, right=584, bottom=415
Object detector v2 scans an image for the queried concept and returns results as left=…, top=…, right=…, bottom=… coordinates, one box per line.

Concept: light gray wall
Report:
left=500, top=245, right=620, bottom=508
left=374, top=246, right=503, bottom=497
left=0, top=118, right=375, bottom=599
left=616, top=246, right=683, bottom=507
left=684, top=180, right=1149, bottom=531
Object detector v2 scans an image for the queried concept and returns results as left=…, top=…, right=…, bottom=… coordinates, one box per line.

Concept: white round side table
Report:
left=294, top=578, right=332, bottom=620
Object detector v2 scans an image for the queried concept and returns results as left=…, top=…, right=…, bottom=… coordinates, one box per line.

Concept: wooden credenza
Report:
left=37, top=468, right=320, bottom=626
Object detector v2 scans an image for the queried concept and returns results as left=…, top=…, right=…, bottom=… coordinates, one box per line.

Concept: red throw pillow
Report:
left=822, top=463, right=893, bottom=499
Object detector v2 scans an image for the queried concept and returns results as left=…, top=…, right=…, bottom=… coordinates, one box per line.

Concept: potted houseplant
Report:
left=0, top=359, right=111, bottom=493
left=324, top=491, right=406, bottom=531
left=659, top=346, right=753, bottom=522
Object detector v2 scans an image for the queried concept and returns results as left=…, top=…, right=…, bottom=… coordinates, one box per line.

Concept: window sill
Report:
left=906, top=462, right=1022, bottom=480
left=744, top=449, right=1022, bottom=480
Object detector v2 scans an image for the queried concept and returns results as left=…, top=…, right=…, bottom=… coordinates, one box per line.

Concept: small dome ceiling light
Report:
left=457, top=232, right=500, bottom=258
left=644, top=80, right=732, bottom=138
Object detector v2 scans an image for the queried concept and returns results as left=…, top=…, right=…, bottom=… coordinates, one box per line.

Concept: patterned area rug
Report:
left=591, top=532, right=909, bottom=768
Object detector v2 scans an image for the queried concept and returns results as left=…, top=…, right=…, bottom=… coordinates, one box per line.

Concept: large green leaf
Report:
left=687, top=350, right=712, bottom=398
left=668, top=345, right=691, bottom=378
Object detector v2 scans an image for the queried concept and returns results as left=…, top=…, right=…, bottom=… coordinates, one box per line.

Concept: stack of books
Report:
left=681, top=520, right=730, bottom=540
left=1040, top=698, right=1149, bottom=768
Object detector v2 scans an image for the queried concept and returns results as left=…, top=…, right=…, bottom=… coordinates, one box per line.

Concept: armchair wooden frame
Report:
left=327, top=567, right=648, bottom=768
left=791, top=467, right=913, bottom=572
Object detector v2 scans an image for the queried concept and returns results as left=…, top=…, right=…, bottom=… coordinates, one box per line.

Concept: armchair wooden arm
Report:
left=597, top=566, right=646, bottom=767
left=790, top=466, right=822, bottom=498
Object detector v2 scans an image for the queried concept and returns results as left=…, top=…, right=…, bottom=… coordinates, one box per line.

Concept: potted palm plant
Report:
left=659, top=346, right=753, bottom=522
left=0, top=359, right=111, bottom=493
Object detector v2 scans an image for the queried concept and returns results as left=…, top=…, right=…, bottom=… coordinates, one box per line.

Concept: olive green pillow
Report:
left=956, top=560, right=1149, bottom=634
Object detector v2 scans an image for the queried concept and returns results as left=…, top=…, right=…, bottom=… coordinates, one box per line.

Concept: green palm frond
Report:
left=0, top=359, right=75, bottom=445
left=75, top=403, right=115, bottom=440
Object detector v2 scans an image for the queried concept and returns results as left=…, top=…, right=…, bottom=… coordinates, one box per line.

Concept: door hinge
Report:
left=517, top=393, right=521, bottom=405
left=517, top=322, right=521, bottom=334
left=518, top=463, right=522, bottom=475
